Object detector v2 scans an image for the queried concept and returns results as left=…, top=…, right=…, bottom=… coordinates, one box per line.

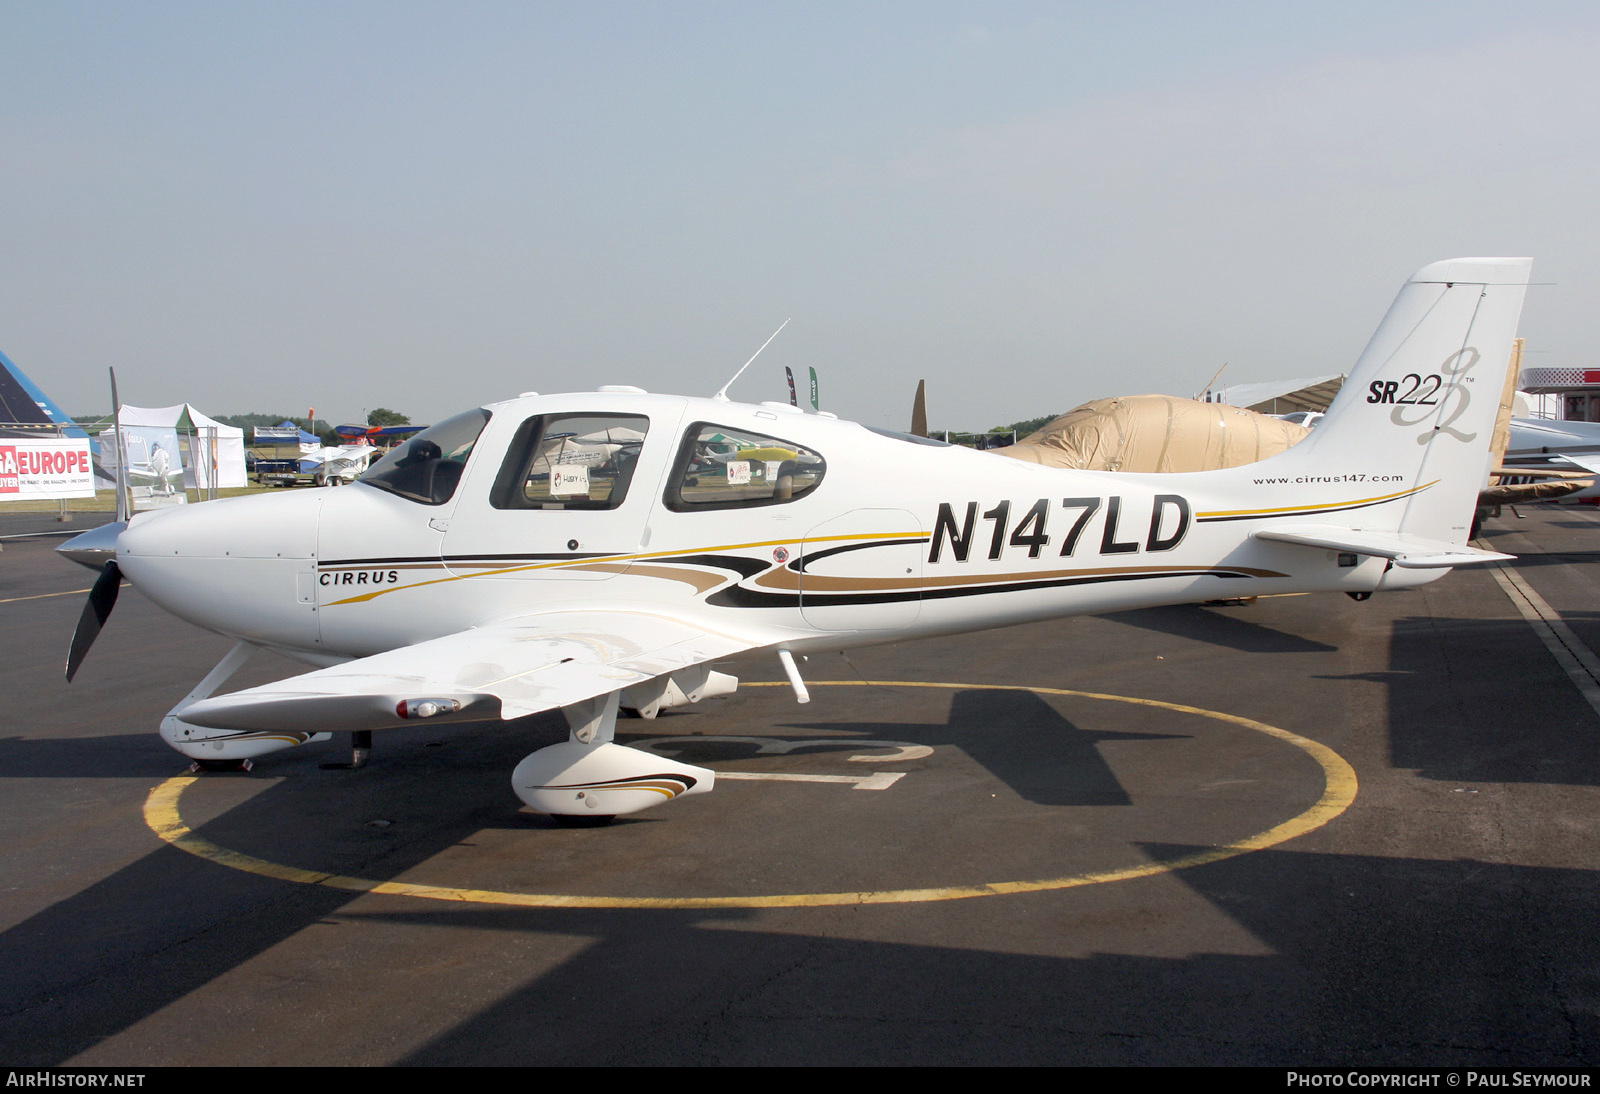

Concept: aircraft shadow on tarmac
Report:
left=337, top=846, right=1600, bottom=1066
left=0, top=732, right=212, bottom=779
left=1324, top=615, right=1600, bottom=787
left=746, top=687, right=1187, bottom=807
left=1097, top=605, right=1338, bottom=654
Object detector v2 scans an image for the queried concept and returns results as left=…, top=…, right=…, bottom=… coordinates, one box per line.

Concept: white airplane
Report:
left=61, top=258, right=1530, bottom=824
left=120, top=438, right=184, bottom=498
left=1500, top=418, right=1600, bottom=499
left=299, top=444, right=376, bottom=486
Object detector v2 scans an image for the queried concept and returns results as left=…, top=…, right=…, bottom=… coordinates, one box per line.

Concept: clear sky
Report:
left=3, top=1, right=1596, bottom=431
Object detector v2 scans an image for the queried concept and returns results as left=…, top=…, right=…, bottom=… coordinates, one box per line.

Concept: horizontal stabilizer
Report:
left=1492, top=465, right=1595, bottom=480
left=1252, top=525, right=1514, bottom=569
left=178, top=610, right=761, bottom=733
left=1556, top=452, right=1600, bottom=476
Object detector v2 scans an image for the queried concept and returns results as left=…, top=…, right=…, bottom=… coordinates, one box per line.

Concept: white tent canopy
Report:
left=116, top=403, right=247, bottom=489
left=1202, top=374, right=1346, bottom=415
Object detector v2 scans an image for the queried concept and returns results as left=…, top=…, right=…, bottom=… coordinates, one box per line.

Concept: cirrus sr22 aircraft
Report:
left=62, top=258, right=1529, bottom=824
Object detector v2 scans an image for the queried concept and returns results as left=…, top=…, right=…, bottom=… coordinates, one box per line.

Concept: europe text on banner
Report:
left=0, top=439, right=96, bottom=500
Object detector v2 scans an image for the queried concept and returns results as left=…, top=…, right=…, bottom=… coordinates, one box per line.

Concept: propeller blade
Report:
left=910, top=378, right=928, bottom=438
left=66, top=560, right=122, bottom=682
left=109, top=367, right=129, bottom=524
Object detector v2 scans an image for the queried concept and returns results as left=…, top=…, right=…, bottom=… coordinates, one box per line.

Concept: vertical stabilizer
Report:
left=0, top=349, right=86, bottom=435
left=1270, top=258, right=1531, bottom=545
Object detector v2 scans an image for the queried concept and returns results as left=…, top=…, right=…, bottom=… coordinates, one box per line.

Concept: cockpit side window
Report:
left=489, top=413, right=650, bottom=511
left=665, top=422, right=826, bottom=511
left=359, top=408, right=489, bottom=505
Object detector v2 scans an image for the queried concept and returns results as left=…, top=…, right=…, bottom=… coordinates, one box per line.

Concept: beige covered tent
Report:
left=994, top=395, right=1310, bottom=473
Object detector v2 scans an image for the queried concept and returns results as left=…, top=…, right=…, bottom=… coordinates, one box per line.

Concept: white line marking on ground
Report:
left=715, top=771, right=907, bottom=790
left=1484, top=549, right=1600, bottom=717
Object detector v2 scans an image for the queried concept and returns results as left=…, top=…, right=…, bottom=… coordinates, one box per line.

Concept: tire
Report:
left=194, top=758, right=250, bottom=772
left=552, top=813, right=616, bottom=828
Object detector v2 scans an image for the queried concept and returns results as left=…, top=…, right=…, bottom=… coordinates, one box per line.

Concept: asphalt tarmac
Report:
left=3, top=506, right=1598, bottom=1066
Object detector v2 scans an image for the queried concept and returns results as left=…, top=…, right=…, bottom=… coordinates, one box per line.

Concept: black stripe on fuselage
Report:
left=790, top=537, right=930, bottom=573
left=318, top=552, right=610, bottom=569
left=707, top=567, right=1270, bottom=609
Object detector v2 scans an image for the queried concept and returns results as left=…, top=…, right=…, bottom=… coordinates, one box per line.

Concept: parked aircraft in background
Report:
left=61, top=258, right=1531, bottom=824
left=1497, top=418, right=1600, bottom=500
left=122, top=437, right=184, bottom=498
left=334, top=422, right=426, bottom=444
left=299, top=445, right=377, bottom=486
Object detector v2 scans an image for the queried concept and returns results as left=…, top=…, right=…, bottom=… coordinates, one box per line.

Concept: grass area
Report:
left=0, top=484, right=280, bottom=513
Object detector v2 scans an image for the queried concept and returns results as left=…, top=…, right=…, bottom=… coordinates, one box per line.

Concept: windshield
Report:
left=359, top=408, right=490, bottom=505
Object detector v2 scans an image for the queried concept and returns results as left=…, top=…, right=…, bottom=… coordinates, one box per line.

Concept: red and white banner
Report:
left=0, top=439, right=96, bottom=500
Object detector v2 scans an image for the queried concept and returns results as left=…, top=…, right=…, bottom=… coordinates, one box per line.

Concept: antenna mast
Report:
left=1196, top=362, right=1228, bottom=402
left=713, top=319, right=791, bottom=402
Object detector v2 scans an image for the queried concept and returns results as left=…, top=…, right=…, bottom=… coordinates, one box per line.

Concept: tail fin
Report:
left=1270, top=257, right=1530, bottom=546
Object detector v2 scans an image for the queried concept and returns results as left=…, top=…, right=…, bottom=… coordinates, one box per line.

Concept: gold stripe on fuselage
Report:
left=1196, top=481, right=1435, bottom=521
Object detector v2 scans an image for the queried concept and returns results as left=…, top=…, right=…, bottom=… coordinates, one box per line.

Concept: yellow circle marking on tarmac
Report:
left=143, top=681, right=1357, bottom=909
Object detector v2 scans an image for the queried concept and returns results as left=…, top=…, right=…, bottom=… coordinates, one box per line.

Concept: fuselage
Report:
left=115, top=388, right=1429, bottom=667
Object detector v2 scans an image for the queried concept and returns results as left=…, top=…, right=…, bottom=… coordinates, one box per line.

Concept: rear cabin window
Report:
left=359, top=408, right=489, bottom=505
left=489, top=414, right=650, bottom=510
left=666, top=423, right=825, bottom=511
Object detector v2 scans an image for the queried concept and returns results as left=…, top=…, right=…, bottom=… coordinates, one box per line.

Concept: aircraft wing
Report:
left=1252, top=525, right=1514, bottom=568
left=1556, top=452, right=1600, bottom=476
left=177, top=610, right=765, bottom=733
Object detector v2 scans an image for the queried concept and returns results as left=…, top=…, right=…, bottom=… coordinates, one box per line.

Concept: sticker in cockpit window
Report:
left=726, top=460, right=751, bottom=485
left=551, top=463, right=590, bottom=496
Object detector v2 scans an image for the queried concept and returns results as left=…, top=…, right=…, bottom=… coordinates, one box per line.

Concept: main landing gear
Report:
left=511, top=689, right=716, bottom=824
